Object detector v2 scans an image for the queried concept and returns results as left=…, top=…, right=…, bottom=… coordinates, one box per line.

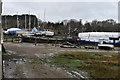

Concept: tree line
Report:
left=40, top=19, right=120, bottom=36
left=2, top=14, right=120, bottom=36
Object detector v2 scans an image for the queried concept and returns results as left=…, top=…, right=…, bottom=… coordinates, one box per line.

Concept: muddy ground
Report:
left=3, top=42, right=118, bottom=78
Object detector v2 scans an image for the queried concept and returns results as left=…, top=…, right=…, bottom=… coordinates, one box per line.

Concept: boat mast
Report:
left=34, top=18, right=35, bottom=27
left=5, top=16, right=7, bottom=28
left=25, top=14, right=26, bottom=30
left=37, top=14, right=39, bottom=28
left=37, top=17, right=39, bottom=28
left=68, top=24, right=71, bottom=37
left=44, top=8, right=46, bottom=22
left=16, top=12, right=19, bottom=28
left=43, top=8, right=46, bottom=29
left=29, top=11, right=31, bottom=31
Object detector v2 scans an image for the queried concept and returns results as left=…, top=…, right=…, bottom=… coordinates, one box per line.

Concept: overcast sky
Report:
left=2, top=1, right=118, bottom=23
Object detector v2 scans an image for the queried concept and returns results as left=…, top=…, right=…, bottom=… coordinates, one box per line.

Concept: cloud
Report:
left=2, top=2, right=118, bottom=22
left=3, top=0, right=119, bottom=2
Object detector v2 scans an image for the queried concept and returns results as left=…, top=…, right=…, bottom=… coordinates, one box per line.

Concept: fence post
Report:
left=0, top=0, right=3, bottom=79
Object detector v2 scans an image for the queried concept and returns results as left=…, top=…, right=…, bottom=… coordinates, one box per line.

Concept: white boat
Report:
left=4, top=28, right=22, bottom=35
left=77, top=32, right=120, bottom=45
left=98, top=44, right=114, bottom=50
left=37, top=30, right=54, bottom=37
left=44, top=30, right=54, bottom=36
left=16, top=30, right=32, bottom=37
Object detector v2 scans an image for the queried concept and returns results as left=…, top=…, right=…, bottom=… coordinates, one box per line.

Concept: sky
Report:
left=1, top=0, right=118, bottom=23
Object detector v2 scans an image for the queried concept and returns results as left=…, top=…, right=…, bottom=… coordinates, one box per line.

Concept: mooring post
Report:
left=0, top=0, right=2, bottom=79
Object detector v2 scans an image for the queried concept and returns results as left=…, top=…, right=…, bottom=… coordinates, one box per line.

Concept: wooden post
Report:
left=0, top=0, right=3, bottom=79
left=34, top=38, right=37, bottom=46
left=55, top=38, right=57, bottom=47
left=48, top=37, right=49, bottom=44
left=34, top=33, right=37, bottom=46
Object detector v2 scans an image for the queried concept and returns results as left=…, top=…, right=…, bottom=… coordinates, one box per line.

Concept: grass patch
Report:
left=52, top=51, right=120, bottom=78
left=28, top=58, right=42, bottom=64
left=53, top=57, right=85, bottom=71
left=3, top=54, right=26, bottom=60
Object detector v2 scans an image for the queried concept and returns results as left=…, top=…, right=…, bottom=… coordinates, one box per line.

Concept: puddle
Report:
left=7, top=50, right=17, bottom=55
left=35, top=54, right=46, bottom=58
left=35, top=52, right=55, bottom=58
left=71, top=71, right=89, bottom=79
left=15, top=59, right=27, bottom=64
left=6, top=58, right=27, bottom=65
left=48, top=53, right=54, bottom=57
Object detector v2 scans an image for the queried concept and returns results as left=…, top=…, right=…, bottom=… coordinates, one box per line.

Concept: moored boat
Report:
left=98, top=44, right=114, bottom=50
left=77, top=32, right=120, bottom=47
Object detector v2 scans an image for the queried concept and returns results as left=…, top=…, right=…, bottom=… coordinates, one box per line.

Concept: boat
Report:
left=4, top=28, right=22, bottom=35
left=60, top=42, right=77, bottom=48
left=44, top=30, right=54, bottom=37
left=16, top=30, right=32, bottom=37
left=31, top=27, right=54, bottom=37
left=98, top=44, right=114, bottom=50
left=77, top=32, right=120, bottom=47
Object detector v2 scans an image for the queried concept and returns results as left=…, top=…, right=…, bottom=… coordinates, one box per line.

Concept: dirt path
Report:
left=3, top=42, right=72, bottom=78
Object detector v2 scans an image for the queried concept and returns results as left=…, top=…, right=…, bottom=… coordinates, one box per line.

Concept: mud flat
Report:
left=3, top=42, right=72, bottom=78
left=3, top=42, right=119, bottom=79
